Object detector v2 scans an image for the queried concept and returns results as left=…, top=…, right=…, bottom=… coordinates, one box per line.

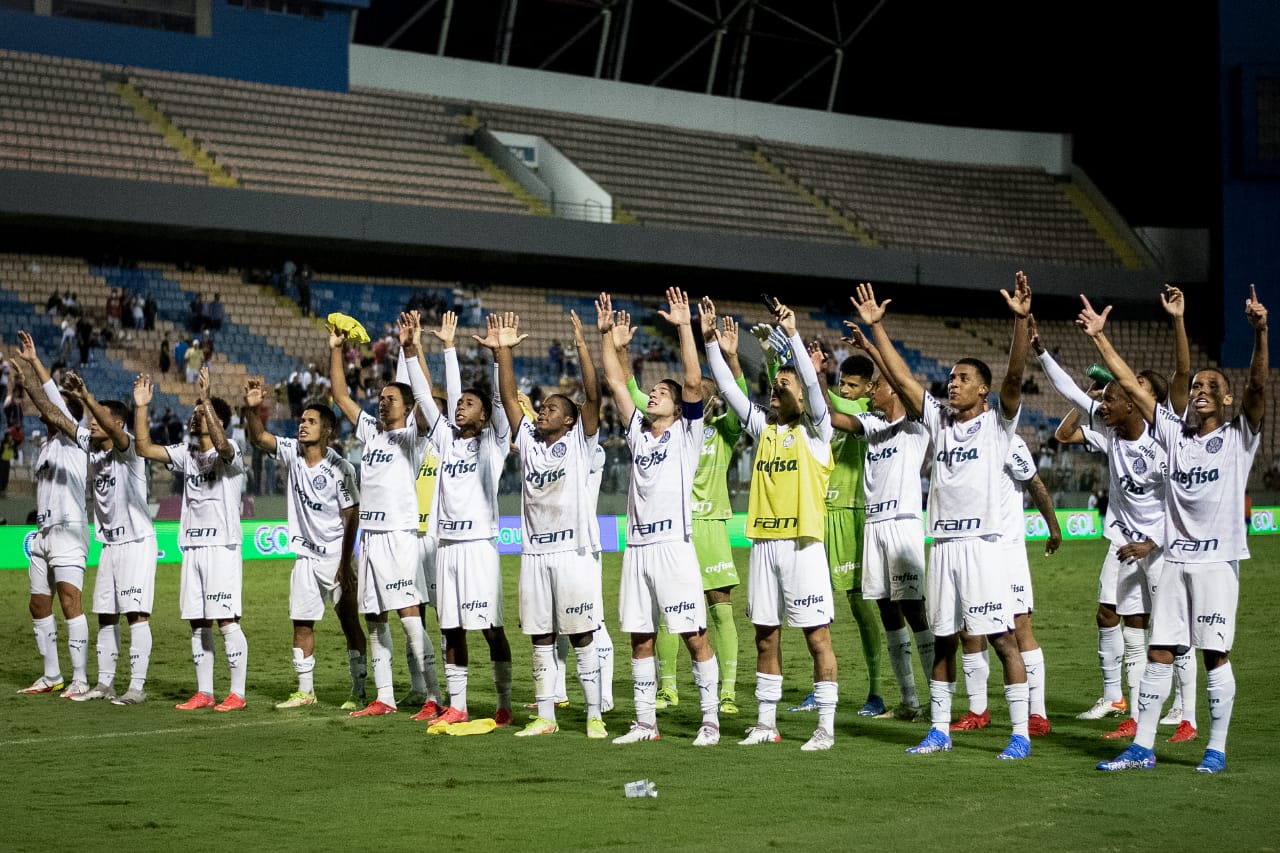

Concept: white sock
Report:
left=402, top=616, right=427, bottom=696
left=886, top=627, right=916, bottom=707
left=755, top=672, right=782, bottom=730
left=929, top=679, right=952, bottom=732
left=67, top=614, right=89, bottom=684
left=192, top=626, right=215, bottom=696
left=348, top=649, right=367, bottom=697
left=493, top=660, right=512, bottom=711
left=292, top=647, right=315, bottom=694
left=445, top=663, right=468, bottom=712
left=595, top=627, right=615, bottom=710
left=1021, top=647, right=1046, bottom=717
left=814, top=680, right=838, bottom=736
left=1005, top=681, right=1029, bottom=737
left=692, top=655, right=720, bottom=725
left=533, top=643, right=558, bottom=721
left=1174, top=651, right=1198, bottom=727
left=575, top=643, right=602, bottom=720
left=1099, top=624, right=1124, bottom=702
left=97, top=623, right=120, bottom=687
left=632, top=656, right=658, bottom=727
left=34, top=615, right=61, bottom=680
left=1134, top=661, right=1173, bottom=750
left=370, top=622, right=395, bottom=706
left=221, top=622, right=248, bottom=698
left=962, top=651, right=989, bottom=715
left=420, top=632, right=440, bottom=701
left=1122, top=626, right=1146, bottom=719
left=1206, top=662, right=1234, bottom=754
left=554, top=635, right=570, bottom=704
left=127, top=621, right=151, bottom=690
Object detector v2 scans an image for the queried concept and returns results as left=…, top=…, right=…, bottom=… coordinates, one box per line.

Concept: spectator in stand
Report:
left=105, top=288, right=123, bottom=330
left=0, top=424, right=18, bottom=498
left=190, top=293, right=206, bottom=333
left=174, top=338, right=189, bottom=374
left=59, top=320, right=75, bottom=363
left=201, top=334, right=215, bottom=363
left=62, top=292, right=79, bottom=317
left=184, top=338, right=204, bottom=383
left=548, top=340, right=564, bottom=379
left=75, top=317, right=93, bottom=368
left=209, top=294, right=225, bottom=331
left=296, top=267, right=312, bottom=318
left=159, top=338, right=171, bottom=375
left=45, top=290, right=61, bottom=317
left=143, top=294, right=158, bottom=331
left=131, top=294, right=145, bottom=331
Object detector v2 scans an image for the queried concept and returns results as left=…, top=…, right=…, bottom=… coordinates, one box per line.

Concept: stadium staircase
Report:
left=750, top=147, right=878, bottom=247
left=113, top=81, right=238, bottom=188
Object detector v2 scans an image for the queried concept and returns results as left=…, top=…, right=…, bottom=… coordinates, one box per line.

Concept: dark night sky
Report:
left=354, top=1, right=1220, bottom=229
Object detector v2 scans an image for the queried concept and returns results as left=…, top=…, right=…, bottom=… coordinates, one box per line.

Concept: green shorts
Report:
left=692, top=518, right=739, bottom=592
left=826, top=506, right=865, bottom=593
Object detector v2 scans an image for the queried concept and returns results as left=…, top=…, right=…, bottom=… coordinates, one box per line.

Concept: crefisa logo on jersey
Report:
left=1206, top=436, right=1223, bottom=454
left=551, top=442, right=567, bottom=458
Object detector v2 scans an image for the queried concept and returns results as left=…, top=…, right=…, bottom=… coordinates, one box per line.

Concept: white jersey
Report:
left=856, top=413, right=930, bottom=524
left=1152, top=408, right=1259, bottom=563
left=999, top=436, right=1037, bottom=544
left=80, top=430, right=151, bottom=545
left=625, top=403, right=703, bottom=546
left=1080, top=421, right=1167, bottom=547
left=428, top=416, right=507, bottom=542
left=33, top=430, right=88, bottom=532
left=275, top=437, right=359, bottom=559
left=587, top=441, right=605, bottom=549
left=515, top=417, right=599, bottom=555
left=165, top=440, right=245, bottom=548
left=920, top=392, right=1018, bottom=541
left=355, top=410, right=427, bottom=532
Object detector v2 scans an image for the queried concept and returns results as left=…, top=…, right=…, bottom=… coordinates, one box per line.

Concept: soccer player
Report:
left=329, top=314, right=432, bottom=717
left=1089, top=286, right=1266, bottom=774
left=10, top=331, right=90, bottom=697
left=24, top=370, right=156, bottom=705
left=831, top=326, right=935, bottom=722
left=492, top=309, right=607, bottom=738
left=243, top=379, right=366, bottom=709
left=135, top=367, right=249, bottom=711
left=856, top=274, right=1035, bottom=760
left=411, top=310, right=514, bottom=727
left=597, top=288, right=721, bottom=747
left=641, top=309, right=744, bottom=716
left=703, top=296, right=838, bottom=751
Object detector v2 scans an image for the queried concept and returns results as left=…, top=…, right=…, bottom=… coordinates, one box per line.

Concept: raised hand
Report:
left=699, top=297, right=718, bottom=343
left=431, top=310, right=456, bottom=349
left=1160, top=284, right=1185, bottom=318
left=775, top=301, right=797, bottom=338
left=327, top=322, right=345, bottom=350
left=472, top=313, right=502, bottom=352
left=9, top=355, right=26, bottom=387
left=398, top=311, right=423, bottom=350
left=1246, top=283, right=1268, bottom=331
left=657, top=287, right=692, bottom=327
left=1076, top=295, right=1112, bottom=338
left=851, top=282, right=890, bottom=325
left=610, top=311, right=636, bottom=350
left=197, top=365, right=212, bottom=401
left=842, top=321, right=873, bottom=352
left=1001, top=270, right=1032, bottom=318
left=244, top=378, right=264, bottom=408
left=495, top=312, right=528, bottom=349
left=595, top=293, right=614, bottom=334
left=807, top=340, right=827, bottom=376
left=569, top=309, right=586, bottom=346
left=133, top=374, right=154, bottom=407
left=720, top=315, right=740, bottom=356
left=16, top=329, right=36, bottom=362
left=1028, top=314, right=1045, bottom=356
left=61, top=372, right=88, bottom=401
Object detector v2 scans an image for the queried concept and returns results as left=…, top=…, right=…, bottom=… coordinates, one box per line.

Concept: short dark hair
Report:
left=657, top=379, right=682, bottom=402
left=64, top=395, right=84, bottom=422
left=841, top=355, right=874, bottom=380
left=462, top=388, right=492, bottom=420
left=303, top=404, right=337, bottom=436
left=209, top=397, right=232, bottom=430
left=387, top=382, right=413, bottom=408
left=100, top=399, right=129, bottom=425
left=955, top=357, right=992, bottom=387
left=1138, top=370, right=1169, bottom=403
left=543, top=392, right=579, bottom=424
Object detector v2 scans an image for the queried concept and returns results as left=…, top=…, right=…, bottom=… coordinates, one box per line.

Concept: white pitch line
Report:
left=0, top=713, right=331, bottom=748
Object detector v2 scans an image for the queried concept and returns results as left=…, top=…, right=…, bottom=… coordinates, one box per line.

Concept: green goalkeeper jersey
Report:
left=826, top=390, right=869, bottom=510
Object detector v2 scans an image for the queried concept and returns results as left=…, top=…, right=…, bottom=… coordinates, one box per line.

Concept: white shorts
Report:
left=179, top=545, right=243, bottom=620
left=862, top=518, right=926, bottom=601
left=28, top=524, right=89, bottom=595
left=1004, top=540, right=1034, bottom=616
left=290, top=554, right=342, bottom=621
left=436, top=538, right=503, bottom=631
left=358, top=530, right=424, bottom=615
left=93, top=535, right=157, bottom=615
left=417, top=533, right=438, bottom=609
left=1149, top=560, right=1238, bottom=653
left=927, top=537, right=1014, bottom=638
left=519, top=550, right=603, bottom=636
left=746, top=538, right=835, bottom=629
left=1097, top=542, right=1158, bottom=616
left=592, top=552, right=607, bottom=629
left=618, top=540, right=706, bottom=635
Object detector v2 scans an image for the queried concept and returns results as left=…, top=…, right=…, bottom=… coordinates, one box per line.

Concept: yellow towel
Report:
left=327, top=312, right=370, bottom=345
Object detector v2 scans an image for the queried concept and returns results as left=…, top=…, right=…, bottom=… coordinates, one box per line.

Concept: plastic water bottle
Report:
left=624, top=779, right=658, bottom=798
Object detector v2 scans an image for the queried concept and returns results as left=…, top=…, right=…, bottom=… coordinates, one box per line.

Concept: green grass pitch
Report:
left=1, top=539, right=1277, bottom=851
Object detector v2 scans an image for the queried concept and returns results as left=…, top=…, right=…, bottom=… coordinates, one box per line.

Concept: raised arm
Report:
left=852, top=282, right=925, bottom=416
left=243, top=378, right=277, bottom=455
left=774, top=300, right=829, bottom=430
left=9, top=358, right=77, bottom=441
left=1243, top=284, right=1268, bottom=432
left=16, top=330, right=73, bottom=422
left=131, top=374, right=172, bottom=462
left=64, top=372, right=128, bottom=450
left=657, top=287, right=702, bottom=404
left=1077, top=296, right=1157, bottom=424
left=596, top=293, right=637, bottom=425
left=1161, top=285, right=1191, bottom=414
left=569, top=310, right=600, bottom=436
left=490, top=313, right=527, bottom=433
left=1025, top=473, right=1062, bottom=556
left=197, top=367, right=233, bottom=462
left=1030, top=314, right=1093, bottom=412
left=395, top=310, right=437, bottom=425
left=328, top=323, right=361, bottom=426
left=998, top=270, right=1032, bottom=420
left=431, top=311, right=461, bottom=418
left=400, top=311, right=439, bottom=435
left=700, top=297, right=752, bottom=423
